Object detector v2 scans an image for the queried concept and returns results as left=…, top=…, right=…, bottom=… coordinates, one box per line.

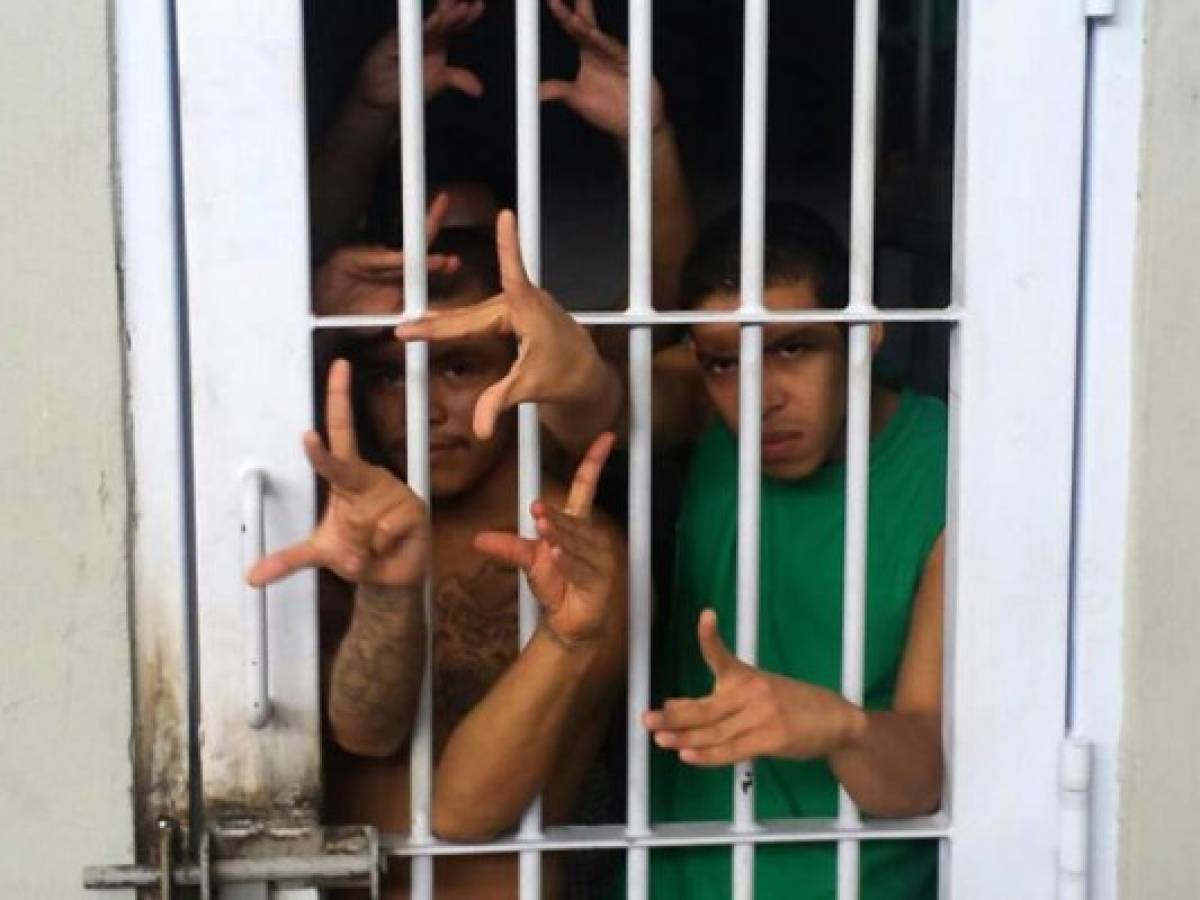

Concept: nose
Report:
left=761, top=373, right=787, bottom=421
left=429, top=386, right=450, bottom=426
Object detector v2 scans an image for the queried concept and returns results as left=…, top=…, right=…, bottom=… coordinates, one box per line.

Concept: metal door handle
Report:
left=241, top=467, right=271, bottom=728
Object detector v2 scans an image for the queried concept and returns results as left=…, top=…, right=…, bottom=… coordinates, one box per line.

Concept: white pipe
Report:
left=241, top=468, right=271, bottom=729
left=398, top=1, right=434, bottom=897
left=849, top=0, right=880, bottom=311
left=733, top=0, right=770, bottom=897
left=837, top=325, right=873, bottom=900
left=313, top=307, right=963, bottom=330
left=516, top=1, right=544, bottom=896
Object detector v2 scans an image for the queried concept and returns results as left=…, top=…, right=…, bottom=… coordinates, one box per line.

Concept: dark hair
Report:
left=427, top=226, right=501, bottom=301
left=678, top=204, right=849, bottom=310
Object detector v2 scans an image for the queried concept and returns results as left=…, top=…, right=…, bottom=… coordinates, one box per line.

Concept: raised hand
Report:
left=643, top=610, right=868, bottom=766
left=354, top=0, right=486, bottom=112
left=540, top=0, right=665, bottom=140
left=394, top=210, right=615, bottom=441
left=247, top=360, right=430, bottom=590
left=473, top=433, right=619, bottom=647
left=315, top=194, right=458, bottom=316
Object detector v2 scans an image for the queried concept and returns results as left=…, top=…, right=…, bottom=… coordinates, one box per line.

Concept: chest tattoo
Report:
left=431, top=558, right=519, bottom=746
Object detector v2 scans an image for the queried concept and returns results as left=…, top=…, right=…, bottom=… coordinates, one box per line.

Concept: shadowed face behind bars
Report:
left=354, top=229, right=516, bottom=499
left=691, top=281, right=855, bottom=481
left=357, top=290, right=517, bottom=498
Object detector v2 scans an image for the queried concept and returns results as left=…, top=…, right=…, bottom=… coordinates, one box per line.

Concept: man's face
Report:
left=359, top=293, right=516, bottom=499
left=691, top=280, right=850, bottom=480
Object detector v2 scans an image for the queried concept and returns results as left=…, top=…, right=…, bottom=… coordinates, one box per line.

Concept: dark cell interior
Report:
left=304, top=1, right=957, bottom=400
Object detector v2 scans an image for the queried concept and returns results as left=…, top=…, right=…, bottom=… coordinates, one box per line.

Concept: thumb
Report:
left=697, top=609, right=738, bottom=679
left=473, top=368, right=521, bottom=440
left=444, top=66, right=485, bottom=98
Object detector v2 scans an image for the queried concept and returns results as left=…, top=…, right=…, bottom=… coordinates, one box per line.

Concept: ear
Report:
left=869, top=322, right=886, bottom=356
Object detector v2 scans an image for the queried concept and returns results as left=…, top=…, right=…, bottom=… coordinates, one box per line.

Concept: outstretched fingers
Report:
left=697, top=609, right=740, bottom=679
left=473, top=531, right=538, bottom=571
left=564, top=431, right=616, bottom=517
left=324, top=360, right=359, bottom=459
left=494, top=210, right=532, bottom=291
left=303, top=431, right=367, bottom=494
left=394, top=295, right=509, bottom=343
left=247, top=540, right=323, bottom=588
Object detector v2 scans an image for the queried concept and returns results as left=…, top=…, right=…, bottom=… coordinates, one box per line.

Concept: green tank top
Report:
left=649, top=388, right=947, bottom=900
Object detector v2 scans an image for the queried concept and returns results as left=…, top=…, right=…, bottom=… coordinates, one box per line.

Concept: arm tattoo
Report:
left=328, top=583, right=426, bottom=753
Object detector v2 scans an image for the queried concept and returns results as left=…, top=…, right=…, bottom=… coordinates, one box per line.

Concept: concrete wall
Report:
left=1119, top=2, right=1200, bottom=897
left=0, top=3, right=135, bottom=897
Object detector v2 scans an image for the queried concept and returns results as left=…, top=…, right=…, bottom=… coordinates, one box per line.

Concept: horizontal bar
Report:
left=380, top=814, right=951, bottom=857
left=83, top=855, right=376, bottom=889
left=311, top=307, right=963, bottom=331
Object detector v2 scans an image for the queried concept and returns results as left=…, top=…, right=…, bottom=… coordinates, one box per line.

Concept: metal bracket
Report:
left=83, top=825, right=383, bottom=899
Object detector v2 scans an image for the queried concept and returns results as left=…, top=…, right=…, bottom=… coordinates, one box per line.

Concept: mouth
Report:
left=761, top=430, right=803, bottom=463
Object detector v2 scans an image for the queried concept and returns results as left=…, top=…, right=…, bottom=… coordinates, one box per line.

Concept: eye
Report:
left=700, top=356, right=738, bottom=378
left=775, top=339, right=812, bottom=360
left=440, top=358, right=479, bottom=381
left=367, top=364, right=404, bottom=389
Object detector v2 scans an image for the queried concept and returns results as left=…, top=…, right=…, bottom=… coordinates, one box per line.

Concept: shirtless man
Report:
left=249, top=220, right=627, bottom=899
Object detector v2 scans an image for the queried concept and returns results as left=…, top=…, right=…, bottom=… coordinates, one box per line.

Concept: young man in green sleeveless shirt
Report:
left=397, top=205, right=946, bottom=899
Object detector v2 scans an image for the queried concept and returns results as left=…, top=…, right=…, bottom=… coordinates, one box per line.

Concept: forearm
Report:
left=827, top=709, right=943, bottom=818
left=622, top=124, right=694, bottom=310
left=540, top=354, right=626, bottom=457
left=310, top=98, right=397, bottom=261
left=328, top=583, right=426, bottom=758
left=432, top=628, right=606, bottom=841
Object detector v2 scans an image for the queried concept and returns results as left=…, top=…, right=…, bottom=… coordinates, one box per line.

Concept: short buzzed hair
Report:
left=427, top=226, right=501, bottom=302
left=678, top=204, right=849, bottom=310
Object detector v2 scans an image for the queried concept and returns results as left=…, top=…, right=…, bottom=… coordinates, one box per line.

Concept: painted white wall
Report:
left=1120, top=1, right=1200, bottom=897
left=0, top=2, right=135, bottom=897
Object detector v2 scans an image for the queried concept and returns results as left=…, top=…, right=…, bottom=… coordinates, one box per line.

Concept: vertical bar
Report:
left=626, top=2, right=654, bottom=899
left=398, top=1, right=433, bottom=898
left=734, top=2, right=769, bottom=898
left=116, top=0, right=194, bottom=845
left=839, top=0, right=879, bottom=895
left=516, top=1, right=544, bottom=897
left=837, top=325, right=872, bottom=900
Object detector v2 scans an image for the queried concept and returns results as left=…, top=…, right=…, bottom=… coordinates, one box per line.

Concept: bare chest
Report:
left=430, top=544, right=520, bottom=747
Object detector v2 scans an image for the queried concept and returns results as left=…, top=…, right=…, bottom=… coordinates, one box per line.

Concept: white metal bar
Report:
left=626, top=1, right=654, bottom=898
left=837, top=326, right=874, bottom=900
left=849, top=0, right=880, bottom=311
left=313, top=307, right=963, bottom=331
left=174, top=0, right=320, bottom=818
left=733, top=0, right=770, bottom=897
left=379, top=815, right=951, bottom=856
left=241, top=468, right=271, bottom=729
left=839, top=0, right=879, bottom=892
left=516, top=1, right=544, bottom=897
left=397, top=2, right=434, bottom=899
left=115, top=0, right=193, bottom=838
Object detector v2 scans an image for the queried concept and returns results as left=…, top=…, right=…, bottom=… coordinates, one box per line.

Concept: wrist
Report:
left=536, top=622, right=603, bottom=665
left=837, top=701, right=870, bottom=751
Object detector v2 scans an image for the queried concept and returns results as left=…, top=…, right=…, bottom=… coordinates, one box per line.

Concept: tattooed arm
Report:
left=329, top=584, right=426, bottom=757
left=433, top=435, right=628, bottom=841
left=248, top=359, right=432, bottom=758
